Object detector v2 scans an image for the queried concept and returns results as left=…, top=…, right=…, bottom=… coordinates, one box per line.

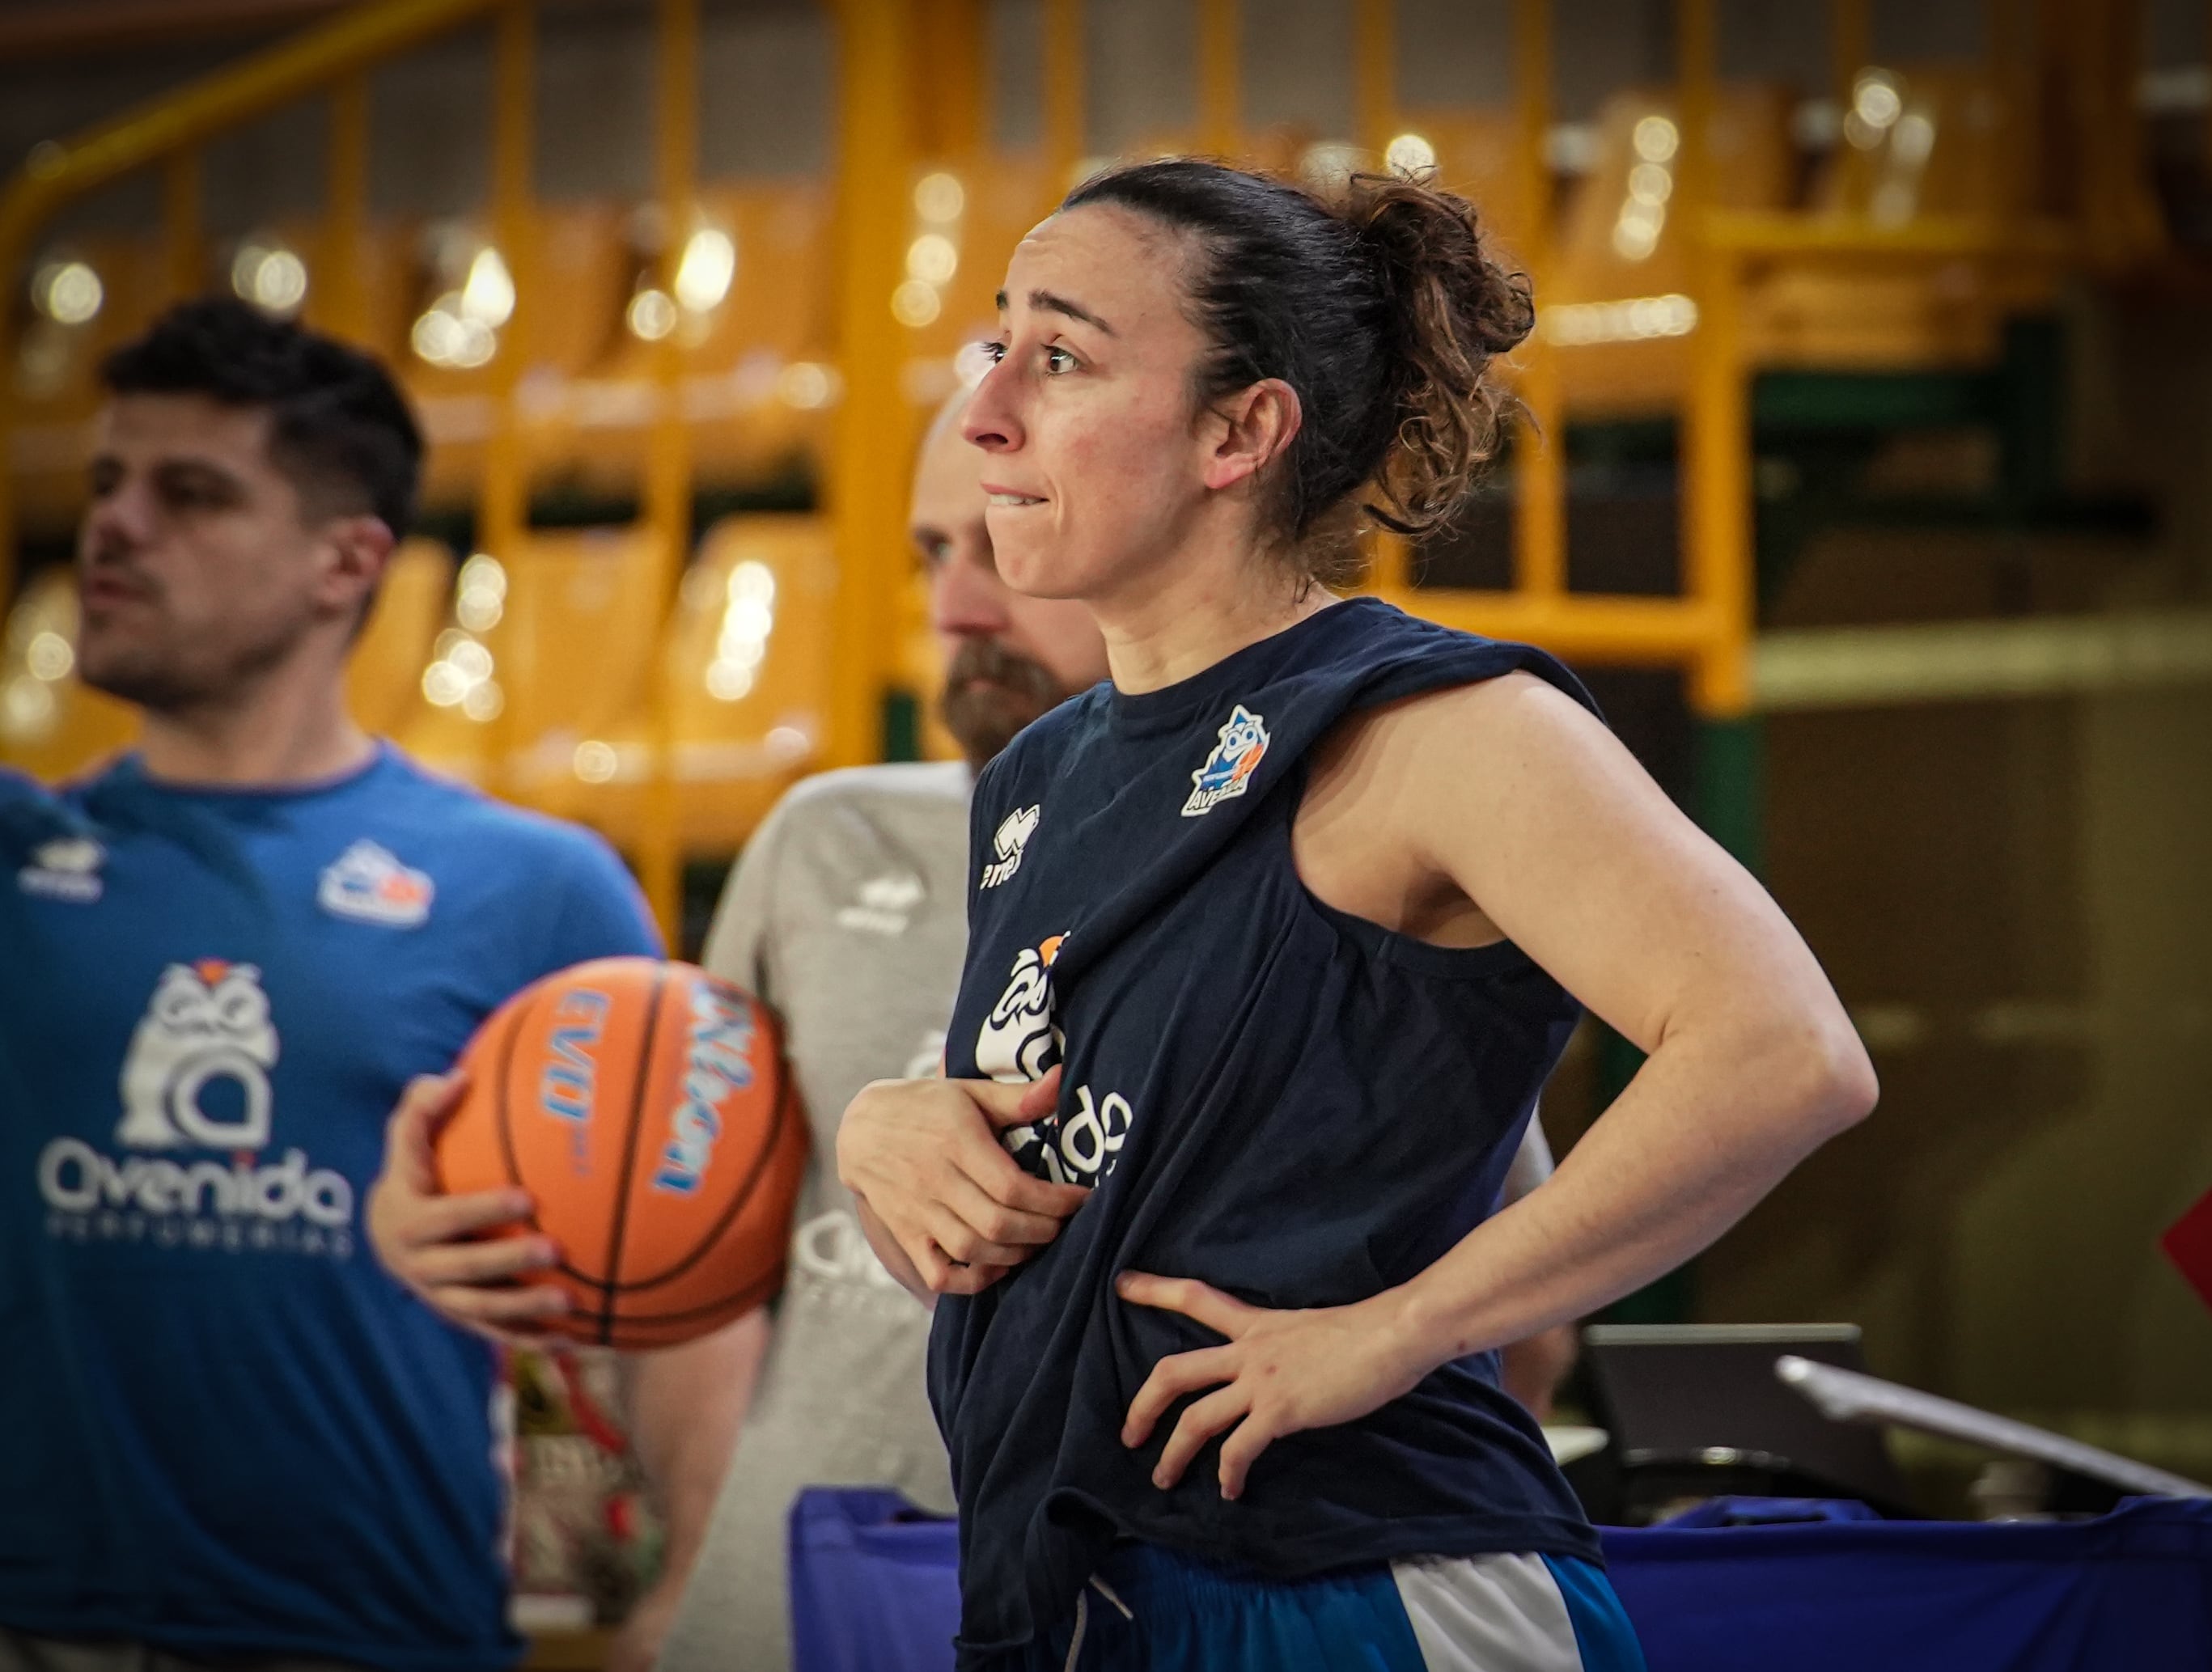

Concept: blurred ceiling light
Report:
left=413, top=292, right=497, bottom=370
left=1631, top=115, right=1679, bottom=163
left=1299, top=141, right=1361, bottom=186
left=2, top=675, right=56, bottom=739
left=1891, top=110, right=1936, bottom=167
left=32, top=260, right=102, bottom=326
left=727, top=559, right=775, bottom=605
left=25, top=629, right=73, bottom=682
left=231, top=235, right=307, bottom=315
left=706, top=558, right=776, bottom=701
left=446, top=637, right=493, bottom=682
left=914, top=171, right=965, bottom=223
left=777, top=361, right=838, bottom=409
left=460, top=246, right=515, bottom=328
left=421, top=627, right=498, bottom=713
left=422, top=661, right=469, bottom=706
left=1610, top=201, right=1663, bottom=261
left=1852, top=72, right=1903, bottom=131
left=892, top=278, right=943, bottom=328
left=1384, top=133, right=1436, bottom=176
left=628, top=286, right=680, bottom=341
left=15, top=321, right=71, bottom=400
left=1626, top=162, right=1673, bottom=205
left=674, top=226, right=737, bottom=313
left=572, top=739, right=619, bottom=784
left=907, top=233, right=958, bottom=286
left=458, top=552, right=506, bottom=597
left=705, top=659, right=755, bottom=702
left=1539, top=293, right=1697, bottom=346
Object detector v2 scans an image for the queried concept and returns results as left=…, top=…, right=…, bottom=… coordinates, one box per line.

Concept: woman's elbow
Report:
left=1794, top=1012, right=1879, bottom=1139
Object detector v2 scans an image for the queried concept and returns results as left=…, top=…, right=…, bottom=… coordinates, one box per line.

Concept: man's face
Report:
left=910, top=408, right=1108, bottom=771
left=77, top=394, right=375, bottom=713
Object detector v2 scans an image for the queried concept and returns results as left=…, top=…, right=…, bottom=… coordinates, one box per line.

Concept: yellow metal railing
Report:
left=0, top=0, right=2163, bottom=937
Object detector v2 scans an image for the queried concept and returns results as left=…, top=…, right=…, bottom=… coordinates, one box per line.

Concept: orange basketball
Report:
left=436, top=956, right=807, bottom=1349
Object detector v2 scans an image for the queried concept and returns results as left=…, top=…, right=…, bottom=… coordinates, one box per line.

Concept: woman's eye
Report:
left=1045, top=346, right=1076, bottom=375
left=979, top=340, right=1006, bottom=364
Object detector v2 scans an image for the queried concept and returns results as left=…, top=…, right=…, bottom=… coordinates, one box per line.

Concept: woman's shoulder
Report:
left=1295, top=597, right=1602, bottom=722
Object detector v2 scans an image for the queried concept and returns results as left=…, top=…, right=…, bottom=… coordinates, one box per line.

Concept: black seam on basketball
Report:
left=605, top=1012, right=795, bottom=1293
left=601, top=1264, right=787, bottom=1345
left=599, top=964, right=668, bottom=1340
left=493, top=987, right=603, bottom=1292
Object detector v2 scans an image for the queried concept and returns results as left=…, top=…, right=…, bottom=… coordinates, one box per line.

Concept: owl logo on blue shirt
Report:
left=1181, top=705, right=1270, bottom=817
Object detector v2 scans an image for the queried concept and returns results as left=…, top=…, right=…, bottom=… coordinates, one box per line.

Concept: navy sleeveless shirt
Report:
left=931, top=598, right=1605, bottom=1660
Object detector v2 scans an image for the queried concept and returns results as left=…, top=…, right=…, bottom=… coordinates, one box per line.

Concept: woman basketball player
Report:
left=837, top=159, right=1878, bottom=1670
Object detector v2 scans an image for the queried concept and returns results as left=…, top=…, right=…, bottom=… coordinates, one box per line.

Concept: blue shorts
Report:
left=983, top=1542, right=1647, bottom=1672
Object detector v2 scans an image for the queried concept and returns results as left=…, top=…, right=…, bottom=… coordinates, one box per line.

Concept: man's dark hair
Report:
left=101, top=297, right=422, bottom=539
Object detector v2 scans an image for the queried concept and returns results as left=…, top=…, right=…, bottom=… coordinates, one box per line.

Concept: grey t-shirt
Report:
left=657, top=762, right=971, bottom=1672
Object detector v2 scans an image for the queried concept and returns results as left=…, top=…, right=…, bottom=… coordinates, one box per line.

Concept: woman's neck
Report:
left=1090, top=523, right=1335, bottom=695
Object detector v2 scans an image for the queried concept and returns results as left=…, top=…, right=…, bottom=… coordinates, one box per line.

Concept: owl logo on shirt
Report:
left=114, top=961, right=280, bottom=1150
left=975, top=933, right=1066, bottom=1083
left=1181, top=705, right=1269, bottom=817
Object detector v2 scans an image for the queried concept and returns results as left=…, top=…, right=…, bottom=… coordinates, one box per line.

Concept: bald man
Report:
left=655, top=399, right=1112, bottom=1668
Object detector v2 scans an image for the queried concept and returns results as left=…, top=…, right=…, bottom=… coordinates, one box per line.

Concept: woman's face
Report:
left=961, top=204, right=1218, bottom=604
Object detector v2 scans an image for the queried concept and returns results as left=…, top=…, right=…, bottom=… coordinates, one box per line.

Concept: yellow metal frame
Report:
left=0, top=0, right=2163, bottom=943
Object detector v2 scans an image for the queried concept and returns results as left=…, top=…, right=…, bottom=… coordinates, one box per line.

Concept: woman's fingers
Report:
left=1014, top=1065, right=1062, bottom=1121
left=938, top=1171, right=1069, bottom=1249
left=1216, top=1406, right=1282, bottom=1501
left=1151, top=1385, right=1252, bottom=1490
left=1121, top=1345, right=1239, bottom=1446
left=1116, top=1272, right=1256, bottom=1340
left=920, top=1201, right=1034, bottom=1270
left=407, top=1232, right=558, bottom=1287
left=951, top=1111, right=1091, bottom=1219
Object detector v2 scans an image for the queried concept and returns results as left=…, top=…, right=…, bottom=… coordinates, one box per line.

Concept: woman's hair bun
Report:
left=1338, top=170, right=1534, bottom=539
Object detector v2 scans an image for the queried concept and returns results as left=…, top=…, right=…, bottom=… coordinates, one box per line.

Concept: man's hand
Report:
left=837, top=1066, right=1089, bottom=1297
left=365, top=1072, right=569, bottom=1341
left=1117, top=1272, right=1430, bottom=1501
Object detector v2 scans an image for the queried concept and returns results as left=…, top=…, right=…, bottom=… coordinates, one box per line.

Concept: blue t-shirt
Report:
left=0, top=743, right=659, bottom=1669
left=932, top=598, right=1606, bottom=1659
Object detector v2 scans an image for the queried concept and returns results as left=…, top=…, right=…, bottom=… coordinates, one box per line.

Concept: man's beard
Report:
left=938, top=637, right=1070, bottom=772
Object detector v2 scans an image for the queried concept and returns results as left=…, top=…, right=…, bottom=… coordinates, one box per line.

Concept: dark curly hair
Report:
left=101, top=296, right=422, bottom=540
left=1062, top=159, right=1532, bottom=586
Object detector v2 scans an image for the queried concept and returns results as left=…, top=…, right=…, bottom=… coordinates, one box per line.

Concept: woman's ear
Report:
left=1200, top=379, right=1303, bottom=493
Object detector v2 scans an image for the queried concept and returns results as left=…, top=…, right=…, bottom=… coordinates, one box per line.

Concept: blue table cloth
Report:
left=790, top=1489, right=2212, bottom=1672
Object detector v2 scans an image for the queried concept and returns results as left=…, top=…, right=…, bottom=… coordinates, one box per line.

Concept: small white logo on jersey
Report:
left=114, top=961, right=280, bottom=1149
left=18, top=836, right=104, bottom=903
left=976, top=933, right=1066, bottom=1082
left=980, top=804, right=1040, bottom=889
left=836, top=871, right=925, bottom=936
left=1182, top=705, right=1269, bottom=817
left=317, top=840, right=433, bottom=927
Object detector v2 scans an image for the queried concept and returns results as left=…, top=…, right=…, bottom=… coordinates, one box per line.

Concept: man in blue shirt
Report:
left=0, top=299, right=744, bottom=1671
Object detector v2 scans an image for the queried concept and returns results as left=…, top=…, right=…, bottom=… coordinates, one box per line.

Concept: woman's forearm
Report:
left=1385, top=1014, right=1874, bottom=1373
